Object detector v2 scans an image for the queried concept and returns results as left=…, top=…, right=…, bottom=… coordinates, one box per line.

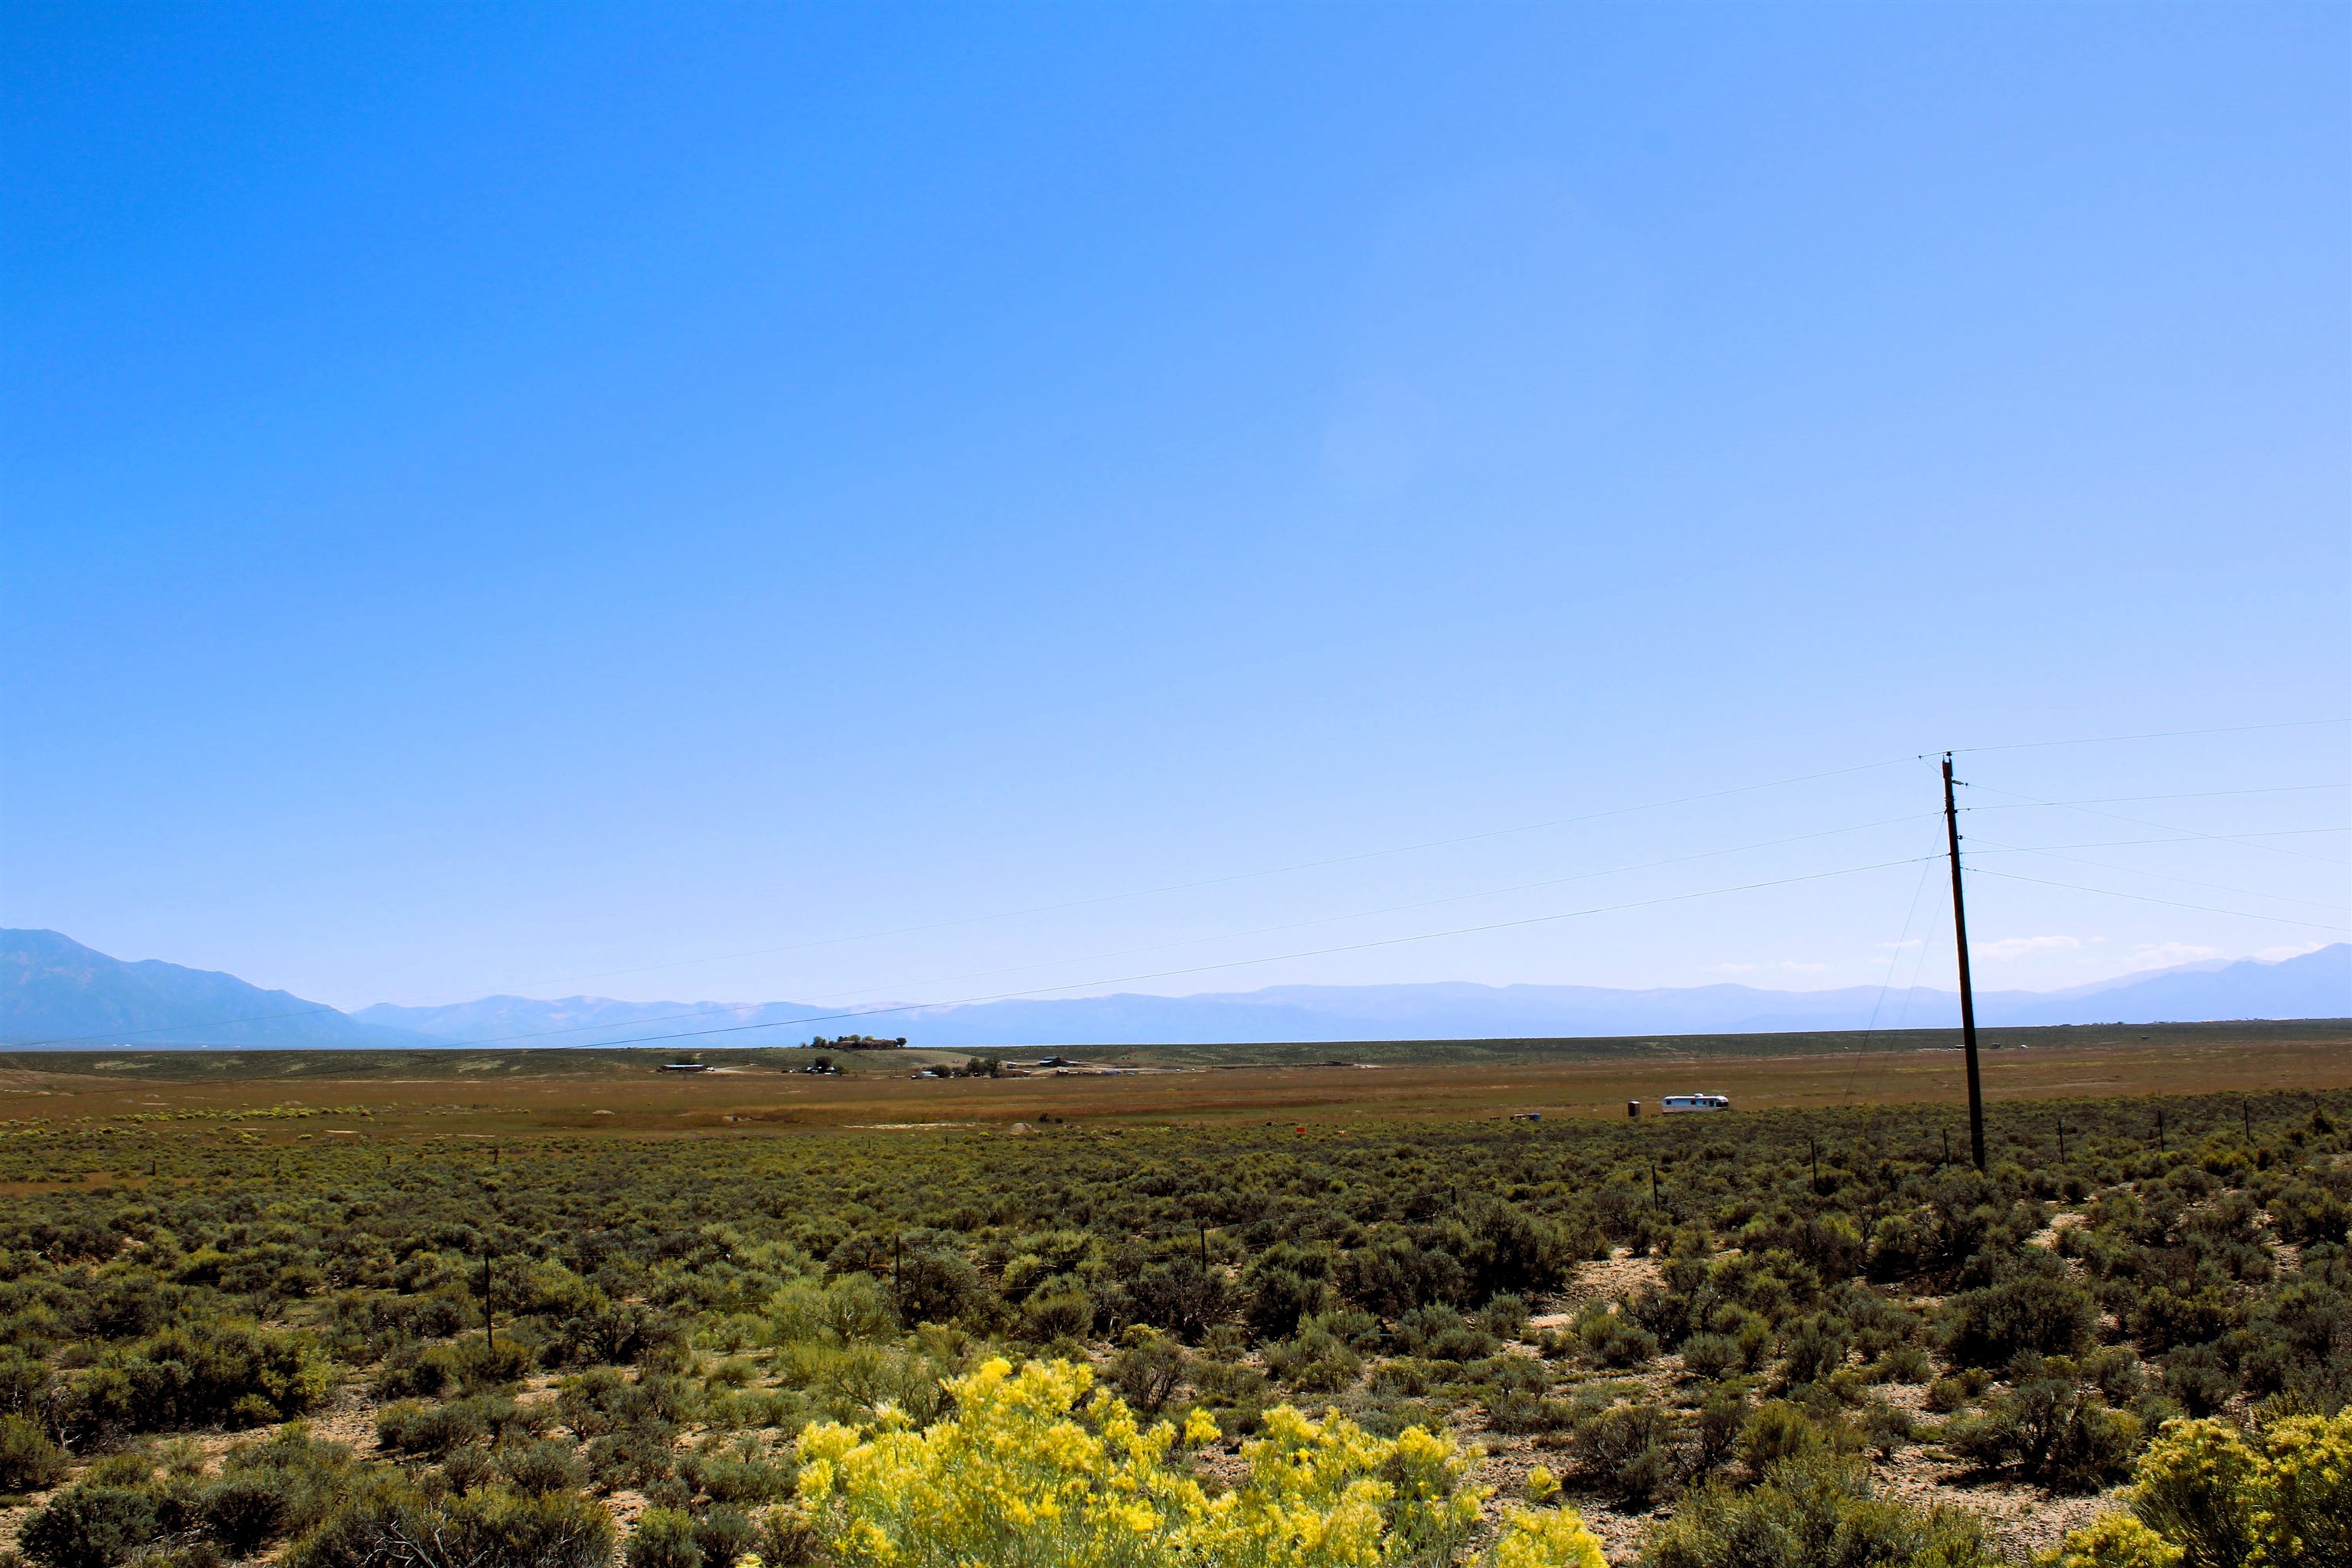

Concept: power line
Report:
left=1967, top=866, right=2352, bottom=933
left=1846, top=822, right=1943, bottom=1099
left=1951, top=717, right=2350, bottom=754
left=1963, top=782, right=2346, bottom=809
left=1991, top=828, right=2347, bottom=852
left=425, top=854, right=1943, bottom=1053
left=1962, top=782, right=2347, bottom=865
left=1967, top=837, right=2351, bottom=915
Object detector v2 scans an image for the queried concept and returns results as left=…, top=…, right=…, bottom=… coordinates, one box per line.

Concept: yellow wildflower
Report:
left=1488, top=1507, right=1608, bottom=1568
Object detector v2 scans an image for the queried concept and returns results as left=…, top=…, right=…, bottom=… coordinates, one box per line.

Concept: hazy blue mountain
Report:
left=364, top=944, right=2347, bottom=1049
left=8, top=929, right=2344, bottom=1050
left=851, top=946, right=2348, bottom=1045
left=1989, top=943, right=2351, bottom=1027
left=0, top=929, right=432, bottom=1047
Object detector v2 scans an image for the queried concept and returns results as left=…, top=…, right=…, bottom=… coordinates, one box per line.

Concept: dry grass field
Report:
left=3, top=1021, right=2347, bottom=1145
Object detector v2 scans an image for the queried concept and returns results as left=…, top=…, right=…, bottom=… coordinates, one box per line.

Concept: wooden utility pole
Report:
left=1942, top=755, right=1987, bottom=1171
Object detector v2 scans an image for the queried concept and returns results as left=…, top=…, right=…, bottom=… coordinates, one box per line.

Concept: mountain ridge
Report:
left=0, top=929, right=433, bottom=1048
left=7, top=928, right=2341, bottom=1050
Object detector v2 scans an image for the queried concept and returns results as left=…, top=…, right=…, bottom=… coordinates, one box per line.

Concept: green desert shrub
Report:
left=1777, top=1313, right=1852, bottom=1388
left=19, top=1485, right=160, bottom=1568
left=1942, top=1372, right=2141, bottom=1491
left=64, top=1323, right=330, bottom=1439
left=1642, top=1454, right=2000, bottom=1568
left=1941, top=1271, right=2096, bottom=1368
left=1576, top=1302, right=1659, bottom=1369
left=1678, top=1333, right=1743, bottom=1382
left=1572, top=1403, right=1679, bottom=1505
left=626, top=1506, right=703, bottom=1568
left=1264, top=1322, right=1360, bottom=1393
left=288, top=1478, right=613, bottom=1568
left=0, top=1412, right=67, bottom=1494
left=1394, top=1304, right=1497, bottom=1363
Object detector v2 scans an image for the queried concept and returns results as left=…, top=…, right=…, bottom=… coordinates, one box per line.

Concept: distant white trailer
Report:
left=1660, top=1093, right=1731, bottom=1114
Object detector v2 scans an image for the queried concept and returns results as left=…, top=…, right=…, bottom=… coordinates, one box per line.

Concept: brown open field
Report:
left=4, top=1020, right=2347, bottom=1144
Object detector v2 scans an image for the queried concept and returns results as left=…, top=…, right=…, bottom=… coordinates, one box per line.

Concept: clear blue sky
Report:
left=5, top=3, right=2346, bottom=1014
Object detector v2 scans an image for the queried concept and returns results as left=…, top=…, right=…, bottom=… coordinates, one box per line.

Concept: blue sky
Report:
left=4, top=4, right=2346, bottom=1014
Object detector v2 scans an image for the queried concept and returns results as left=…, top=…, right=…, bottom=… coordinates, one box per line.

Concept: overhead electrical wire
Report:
left=1967, top=867, right=2352, bottom=933
left=1951, top=717, right=2350, bottom=754
left=1988, top=828, right=2346, bottom=852
left=1845, top=821, right=1945, bottom=1099
left=1963, top=783, right=2347, bottom=809
left=1964, top=835, right=2352, bottom=916
left=1961, top=782, right=2347, bottom=867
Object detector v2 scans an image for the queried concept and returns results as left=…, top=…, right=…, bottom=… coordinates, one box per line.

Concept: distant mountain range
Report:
left=0, top=928, right=427, bottom=1048
left=3, top=928, right=2346, bottom=1050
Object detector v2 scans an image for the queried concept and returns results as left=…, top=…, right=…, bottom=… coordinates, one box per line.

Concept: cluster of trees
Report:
left=0, top=1086, right=2343, bottom=1568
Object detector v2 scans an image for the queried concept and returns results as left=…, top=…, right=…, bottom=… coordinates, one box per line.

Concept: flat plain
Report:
left=2, top=1019, right=2346, bottom=1146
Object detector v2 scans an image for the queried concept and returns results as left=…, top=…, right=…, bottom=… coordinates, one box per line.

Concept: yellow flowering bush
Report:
left=2039, top=1514, right=2183, bottom=1568
left=2112, top=1410, right=2352, bottom=1568
left=788, top=1356, right=1602, bottom=1568
left=1486, top=1510, right=1606, bottom=1568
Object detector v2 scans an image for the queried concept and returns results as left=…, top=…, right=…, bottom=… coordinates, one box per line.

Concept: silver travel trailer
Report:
left=1660, top=1093, right=1731, bottom=1113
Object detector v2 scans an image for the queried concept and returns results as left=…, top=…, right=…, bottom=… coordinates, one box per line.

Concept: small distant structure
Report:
left=660, top=1061, right=709, bottom=1073
left=1661, top=1093, right=1731, bottom=1114
left=1510, top=1111, right=1542, bottom=1122
left=1628, top=1100, right=1641, bottom=1119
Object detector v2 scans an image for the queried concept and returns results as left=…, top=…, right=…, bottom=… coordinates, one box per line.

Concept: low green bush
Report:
left=1941, top=1271, right=2096, bottom=1369
left=1576, top=1303, right=1658, bottom=1369
left=287, top=1478, right=612, bottom=1568
left=0, top=1412, right=67, bottom=1494
left=1396, top=1304, right=1498, bottom=1363
left=19, top=1485, right=160, bottom=1568
left=1643, top=1454, right=2000, bottom=1568
left=1942, top=1366, right=2141, bottom=1491
left=64, top=1323, right=330, bottom=1440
